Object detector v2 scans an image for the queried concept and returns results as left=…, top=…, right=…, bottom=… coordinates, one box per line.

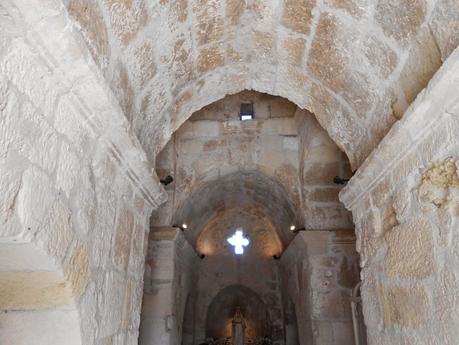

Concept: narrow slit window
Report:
left=240, top=103, right=254, bottom=121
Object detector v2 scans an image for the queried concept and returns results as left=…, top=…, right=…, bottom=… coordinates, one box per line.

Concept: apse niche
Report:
left=142, top=91, right=361, bottom=345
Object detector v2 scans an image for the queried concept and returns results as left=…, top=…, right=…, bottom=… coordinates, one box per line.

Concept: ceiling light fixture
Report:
left=173, top=224, right=188, bottom=231
left=291, top=226, right=307, bottom=233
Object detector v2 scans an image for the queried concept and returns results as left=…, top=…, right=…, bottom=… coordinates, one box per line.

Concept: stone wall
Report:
left=192, top=256, right=285, bottom=344
left=340, top=47, right=459, bottom=345
left=140, top=228, right=196, bottom=345
left=0, top=3, right=164, bottom=345
left=60, top=0, right=459, bottom=169
left=280, top=230, right=360, bottom=345
left=152, top=91, right=352, bottom=233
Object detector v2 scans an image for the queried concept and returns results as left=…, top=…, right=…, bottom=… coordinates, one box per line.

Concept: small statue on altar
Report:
left=231, top=306, right=246, bottom=345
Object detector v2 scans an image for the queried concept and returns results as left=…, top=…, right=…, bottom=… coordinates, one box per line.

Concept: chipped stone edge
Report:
left=340, top=45, right=459, bottom=210
left=5, top=0, right=167, bottom=208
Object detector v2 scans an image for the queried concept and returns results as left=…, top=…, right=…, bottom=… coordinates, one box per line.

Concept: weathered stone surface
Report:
left=308, top=13, right=375, bottom=117
left=281, top=0, right=315, bottom=35
left=422, top=158, right=459, bottom=189
left=103, top=0, right=148, bottom=46
left=113, top=207, right=134, bottom=271
left=197, top=44, right=225, bottom=73
left=384, top=218, right=434, bottom=278
left=0, top=271, right=74, bottom=309
left=193, top=0, right=224, bottom=45
left=67, top=0, right=110, bottom=68
left=253, top=31, right=274, bottom=59
left=380, top=285, right=429, bottom=328
left=65, top=241, right=90, bottom=296
left=282, top=37, right=305, bottom=66
left=399, top=28, right=442, bottom=104
left=111, top=61, right=134, bottom=120
left=429, top=0, right=459, bottom=60
left=226, top=0, right=245, bottom=25
left=160, top=0, right=188, bottom=23
left=131, top=41, right=157, bottom=88
left=362, top=35, right=398, bottom=79
left=375, top=0, right=426, bottom=44
left=325, top=0, right=369, bottom=17
left=17, top=167, right=55, bottom=231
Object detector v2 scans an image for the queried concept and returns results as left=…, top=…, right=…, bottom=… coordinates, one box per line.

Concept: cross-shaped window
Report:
left=227, top=229, right=250, bottom=255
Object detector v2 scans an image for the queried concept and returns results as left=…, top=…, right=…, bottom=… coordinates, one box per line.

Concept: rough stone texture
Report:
left=140, top=228, right=195, bottom=345
left=384, top=218, right=434, bottom=279
left=340, top=47, right=459, bottom=345
left=429, top=0, right=459, bottom=61
left=152, top=92, right=352, bottom=235
left=57, top=0, right=459, bottom=169
left=375, top=0, right=426, bottom=44
left=280, top=230, right=359, bottom=345
left=0, top=3, right=163, bottom=344
left=2, top=0, right=459, bottom=345
left=146, top=93, right=356, bottom=345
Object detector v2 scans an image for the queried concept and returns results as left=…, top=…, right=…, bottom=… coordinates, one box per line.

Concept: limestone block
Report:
left=113, top=207, right=135, bottom=271
left=308, top=13, right=376, bottom=118
left=325, top=0, right=370, bottom=17
left=0, top=165, right=22, bottom=238
left=308, top=82, right=366, bottom=169
left=197, top=44, right=225, bottom=73
left=129, top=223, right=147, bottom=276
left=282, top=37, right=305, bottom=67
left=56, top=142, right=80, bottom=198
left=0, top=271, right=74, bottom=310
left=380, top=284, right=429, bottom=328
left=34, top=197, right=73, bottom=264
left=171, top=37, right=196, bottom=90
left=281, top=0, right=315, bottom=35
left=375, top=0, right=426, bottom=44
left=193, top=0, right=224, bottom=45
left=384, top=218, right=434, bottom=278
left=2, top=39, right=59, bottom=122
left=306, top=187, right=340, bottom=203
left=10, top=100, right=59, bottom=173
left=17, top=167, right=55, bottom=232
left=65, top=241, right=90, bottom=297
left=312, top=289, right=350, bottom=320
left=192, top=121, right=220, bottom=137
left=79, top=281, right=98, bottom=344
left=430, top=0, right=459, bottom=61
left=103, top=0, right=148, bottom=47
left=399, top=28, right=442, bottom=104
left=0, top=309, right=82, bottom=345
left=226, top=0, right=245, bottom=25
left=332, top=321, right=354, bottom=345
left=98, top=270, right=125, bottom=337
left=362, top=34, right=398, bottom=79
left=131, top=41, right=157, bottom=88
left=67, top=0, right=110, bottom=69
left=111, top=61, right=134, bottom=121
left=54, top=95, right=96, bottom=152
left=283, top=137, right=298, bottom=151
left=253, top=31, right=274, bottom=60
left=91, top=184, right=117, bottom=267
left=303, top=162, right=340, bottom=184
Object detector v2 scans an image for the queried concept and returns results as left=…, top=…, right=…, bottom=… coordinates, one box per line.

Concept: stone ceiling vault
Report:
left=172, top=171, right=301, bottom=249
left=65, top=0, right=459, bottom=170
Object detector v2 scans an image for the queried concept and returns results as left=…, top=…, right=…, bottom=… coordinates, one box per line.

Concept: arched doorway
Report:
left=205, top=284, right=269, bottom=343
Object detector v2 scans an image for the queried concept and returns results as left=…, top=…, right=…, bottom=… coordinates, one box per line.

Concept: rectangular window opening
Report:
left=240, top=103, right=254, bottom=121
